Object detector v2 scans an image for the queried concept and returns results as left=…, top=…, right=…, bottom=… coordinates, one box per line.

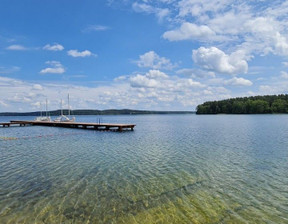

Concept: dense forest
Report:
left=196, top=95, right=288, bottom=114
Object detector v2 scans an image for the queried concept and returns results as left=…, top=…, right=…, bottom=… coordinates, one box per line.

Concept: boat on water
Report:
left=54, top=114, right=75, bottom=122
left=35, top=116, right=51, bottom=122
left=54, top=94, right=75, bottom=122
left=35, top=99, right=51, bottom=122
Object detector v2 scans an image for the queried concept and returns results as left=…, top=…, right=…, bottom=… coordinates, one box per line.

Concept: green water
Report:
left=0, top=115, right=287, bottom=223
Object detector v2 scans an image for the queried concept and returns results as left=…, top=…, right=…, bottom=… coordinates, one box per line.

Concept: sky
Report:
left=0, top=0, right=288, bottom=112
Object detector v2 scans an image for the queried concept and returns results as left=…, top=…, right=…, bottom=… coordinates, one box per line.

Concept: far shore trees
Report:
left=196, top=95, right=288, bottom=114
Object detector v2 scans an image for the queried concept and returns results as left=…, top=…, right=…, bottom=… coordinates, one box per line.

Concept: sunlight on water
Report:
left=0, top=115, right=287, bottom=223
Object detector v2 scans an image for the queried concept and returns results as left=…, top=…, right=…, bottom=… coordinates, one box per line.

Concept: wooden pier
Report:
left=0, top=121, right=28, bottom=127
left=0, top=121, right=135, bottom=132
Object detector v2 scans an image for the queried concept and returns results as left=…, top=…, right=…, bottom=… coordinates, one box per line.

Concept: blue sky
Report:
left=1, top=0, right=288, bottom=112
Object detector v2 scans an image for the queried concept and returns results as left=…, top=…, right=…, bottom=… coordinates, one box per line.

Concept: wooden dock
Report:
left=0, top=121, right=28, bottom=127
left=0, top=121, right=135, bottom=132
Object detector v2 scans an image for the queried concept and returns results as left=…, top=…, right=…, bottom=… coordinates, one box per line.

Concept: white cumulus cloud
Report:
left=67, top=49, right=93, bottom=57
left=6, top=45, right=28, bottom=51
left=225, top=77, right=253, bottom=86
left=137, top=51, right=175, bottom=70
left=40, top=61, right=65, bottom=74
left=163, top=22, right=216, bottom=41
left=130, top=74, right=159, bottom=88
left=129, top=69, right=205, bottom=91
left=273, top=32, right=288, bottom=56
left=177, top=79, right=205, bottom=88
left=242, top=17, right=288, bottom=56
left=130, top=70, right=170, bottom=88
left=192, top=47, right=248, bottom=75
left=43, top=43, right=64, bottom=51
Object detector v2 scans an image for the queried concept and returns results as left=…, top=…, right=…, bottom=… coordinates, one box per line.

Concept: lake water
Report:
left=0, top=115, right=287, bottom=223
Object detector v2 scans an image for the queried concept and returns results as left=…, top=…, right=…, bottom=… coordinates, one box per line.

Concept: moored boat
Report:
left=54, top=94, right=75, bottom=122
left=35, top=99, right=51, bottom=122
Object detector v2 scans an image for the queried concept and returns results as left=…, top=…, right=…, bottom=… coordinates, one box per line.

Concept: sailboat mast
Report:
left=46, top=98, right=48, bottom=117
left=40, top=102, right=42, bottom=117
left=61, top=99, right=63, bottom=116
left=68, top=94, right=70, bottom=116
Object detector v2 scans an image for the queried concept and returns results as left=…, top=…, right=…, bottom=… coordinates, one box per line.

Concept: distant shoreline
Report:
left=0, top=109, right=195, bottom=116
left=196, top=94, right=288, bottom=114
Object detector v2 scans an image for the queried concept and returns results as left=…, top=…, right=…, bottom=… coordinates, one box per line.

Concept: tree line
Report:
left=0, top=109, right=195, bottom=116
left=196, top=94, right=288, bottom=114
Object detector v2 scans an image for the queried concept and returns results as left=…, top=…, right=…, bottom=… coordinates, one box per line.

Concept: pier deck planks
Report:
left=1, top=121, right=135, bottom=132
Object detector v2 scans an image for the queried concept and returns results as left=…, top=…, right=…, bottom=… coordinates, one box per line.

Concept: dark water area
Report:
left=0, top=115, right=287, bottom=223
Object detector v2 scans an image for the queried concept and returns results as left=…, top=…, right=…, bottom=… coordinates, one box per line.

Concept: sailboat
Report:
left=35, top=99, right=51, bottom=121
left=54, top=94, right=76, bottom=122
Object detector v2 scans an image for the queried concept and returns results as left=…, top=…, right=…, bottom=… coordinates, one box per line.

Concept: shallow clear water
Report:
left=0, top=115, right=287, bottom=223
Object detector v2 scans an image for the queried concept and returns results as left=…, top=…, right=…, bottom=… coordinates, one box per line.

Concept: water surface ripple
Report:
left=0, top=115, right=287, bottom=223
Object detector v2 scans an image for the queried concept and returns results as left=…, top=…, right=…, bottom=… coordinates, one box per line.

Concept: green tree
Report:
left=250, top=100, right=269, bottom=113
left=232, top=101, right=246, bottom=113
left=271, top=99, right=287, bottom=113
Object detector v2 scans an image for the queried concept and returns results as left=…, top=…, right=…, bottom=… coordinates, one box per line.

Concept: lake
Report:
left=0, top=114, right=287, bottom=223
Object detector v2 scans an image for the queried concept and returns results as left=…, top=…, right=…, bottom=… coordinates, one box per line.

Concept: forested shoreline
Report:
left=196, top=95, right=288, bottom=114
left=0, top=109, right=194, bottom=116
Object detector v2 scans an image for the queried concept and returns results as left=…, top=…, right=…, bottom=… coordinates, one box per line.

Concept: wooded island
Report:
left=196, top=95, right=288, bottom=114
